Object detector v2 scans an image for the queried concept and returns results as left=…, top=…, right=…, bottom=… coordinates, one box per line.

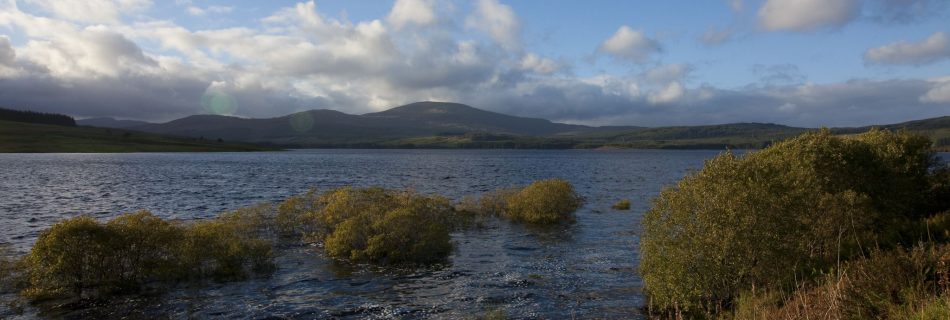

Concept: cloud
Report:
left=699, top=27, right=735, bottom=46
left=387, top=0, right=436, bottom=29
left=466, top=0, right=521, bottom=51
left=0, top=36, right=14, bottom=66
left=752, top=64, right=806, bottom=87
left=727, top=0, right=743, bottom=12
left=864, top=32, right=950, bottom=66
left=647, top=81, right=685, bottom=104
left=519, top=53, right=563, bottom=75
left=642, top=64, right=691, bottom=85
left=598, top=25, right=660, bottom=63
left=758, top=0, right=860, bottom=31
left=187, top=5, right=233, bottom=16
left=867, top=0, right=948, bottom=24
left=921, top=79, right=950, bottom=103
left=24, top=0, right=151, bottom=24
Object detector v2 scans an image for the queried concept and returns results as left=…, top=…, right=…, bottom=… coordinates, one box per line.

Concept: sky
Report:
left=0, top=0, right=948, bottom=127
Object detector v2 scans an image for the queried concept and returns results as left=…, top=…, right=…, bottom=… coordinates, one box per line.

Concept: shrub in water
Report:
left=22, top=210, right=275, bottom=300
left=179, top=217, right=274, bottom=281
left=310, top=187, right=457, bottom=264
left=504, top=178, right=582, bottom=224
left=25, top=215, right=124, bottom=299
left=612, top=199, right=631, bottom=210
left=640, top=129, right=940, bottom=313
left=104, top=211, right=184, bottom=289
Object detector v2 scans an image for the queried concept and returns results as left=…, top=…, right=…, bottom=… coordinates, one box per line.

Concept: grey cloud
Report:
left=0, top=36, right=14, bottom=65
left=699, top=27, right=735, bottom=46
left=866, top=0, right=948, bottom=24
left=462, top=78, right=949, bottom=128
left=751, top=64, right=806, bottom=87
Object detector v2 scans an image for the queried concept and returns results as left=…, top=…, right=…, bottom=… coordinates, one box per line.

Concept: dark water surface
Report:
left=0, top=149, right=723, bottom=319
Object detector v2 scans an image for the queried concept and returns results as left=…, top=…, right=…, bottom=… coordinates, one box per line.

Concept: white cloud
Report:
left=758, top=0, right=860, bottom=31
left=865, top=32, right=950, bottom=66
left=599, top=25, right=660, bottom=63
left=921, top=79, right=950, bottom=103
left=519, top=53, right=562, bottom=74
left=648, top=81, right=685, bottom=104
left=699, top=27, right=735, bottom=46
left=187, top=5, right=233, bottom=16
left=466, top=0, right=521, bottom=51
left=642, top=64, right=690, bottom=85
left=387, top=0, right=436, bottom=29
left=24, top=0, right=151, bottom=24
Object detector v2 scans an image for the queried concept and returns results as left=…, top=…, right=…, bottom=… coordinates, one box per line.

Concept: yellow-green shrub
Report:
left=179, top=218, right=274, bottom=281
left=504, top=178, right=582, bottom=224
left=308, top=187, right=457, bottom=264
left=21, top=210, right=275, bottom=300
left=640, top=129, right=940, bottom=313
left=104, top=211, right=184, bottom=289
left=612, top=199, right=631, bottom=210
left=25, top=215, right=124, bottom=299
left=275, top=189, right=323, bottom=239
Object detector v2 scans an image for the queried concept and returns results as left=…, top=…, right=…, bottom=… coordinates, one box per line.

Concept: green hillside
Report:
left=69, top=101, right=950, bottom=151
left=0, top=120, right=274, bottom=152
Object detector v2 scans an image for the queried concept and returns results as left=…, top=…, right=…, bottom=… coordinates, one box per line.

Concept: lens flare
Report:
left=289, top=111, right=314, bottom=133
left=201, top=90, right=238, bottom=115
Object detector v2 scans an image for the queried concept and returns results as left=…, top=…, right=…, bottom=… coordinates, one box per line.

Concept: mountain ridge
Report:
left=75, top=101, right=950, bottom=150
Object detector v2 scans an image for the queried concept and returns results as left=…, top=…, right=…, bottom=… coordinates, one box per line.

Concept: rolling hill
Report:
left=72, top=101, right=950, bottom=150
left=0, top=120, right=274, bottom=152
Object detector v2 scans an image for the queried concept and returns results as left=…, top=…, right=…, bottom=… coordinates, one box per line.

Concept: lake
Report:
left=0, top=149, right=727, bottom=318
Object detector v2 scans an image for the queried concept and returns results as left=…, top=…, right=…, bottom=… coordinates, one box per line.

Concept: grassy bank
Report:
left=639, top=129, right=950, bottom=319
left=0, top=120, right=275, bottom=152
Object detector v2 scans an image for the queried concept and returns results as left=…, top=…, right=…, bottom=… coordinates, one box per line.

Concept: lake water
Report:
left=0, top=149, right=725, bottom=318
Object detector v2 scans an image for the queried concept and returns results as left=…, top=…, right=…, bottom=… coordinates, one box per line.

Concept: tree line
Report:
left=0, top=107, right=76, bottom=127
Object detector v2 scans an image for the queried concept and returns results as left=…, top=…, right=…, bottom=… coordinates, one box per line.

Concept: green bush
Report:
left=302, top=187, right=458, bottom=264
left=179, top=218, right=274, bottom=281
left=21, top=210, right=275, bottom=300
left=612, top=199, right=631, bottom=210
left=104, top=211, right=184, bottom=289
left=640, top=129, right=940, bottom=313
left=504, top=178, right=583, bottom=224
left=25, top=215, right=123, bottom=299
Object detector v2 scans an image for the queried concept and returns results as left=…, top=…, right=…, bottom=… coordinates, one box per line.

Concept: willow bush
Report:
left=640, top=129, right=941, bottom=314
left=505, top=178, right=583, bottom=224
left=456, top=179, right=582, bottom=224
left=20, top=210, right=275, bottom=300
left=280, top=187, right=458, bottom=264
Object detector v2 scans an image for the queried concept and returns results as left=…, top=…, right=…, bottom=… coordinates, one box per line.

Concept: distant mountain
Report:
left=76, top=101, right=950, bottom=150
left=363, top=101, right=586, bottom=136
left=78, top=117, right=153, bottom=129
left=122, top=102, right=594, bottom=146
